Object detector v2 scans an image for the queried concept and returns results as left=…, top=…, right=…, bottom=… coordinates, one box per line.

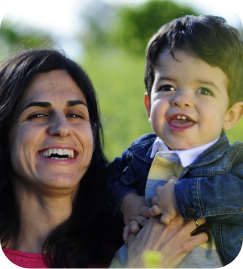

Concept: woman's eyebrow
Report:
left=66, top=100, right=87, bottom=107
left=21, top=100, right=87, bottom=114
left=21, top=101, right=51, bottom=113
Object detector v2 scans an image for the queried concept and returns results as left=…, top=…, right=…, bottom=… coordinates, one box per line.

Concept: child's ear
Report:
left=223, top=102, right=243, bottom=130
left=144, top=93, right=151, bottom=120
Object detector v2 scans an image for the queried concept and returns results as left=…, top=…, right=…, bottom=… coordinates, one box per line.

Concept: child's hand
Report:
left=119, top=192, right=150, bottom=244
left=149, top=176, right=180, bottom=225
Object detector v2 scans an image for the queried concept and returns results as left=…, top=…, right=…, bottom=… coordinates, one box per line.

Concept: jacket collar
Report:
left=150, top=137, right=219, bottom=168
left=128, top=132, right=230, bottom=166
left=187, top=131, right=230, bottom=168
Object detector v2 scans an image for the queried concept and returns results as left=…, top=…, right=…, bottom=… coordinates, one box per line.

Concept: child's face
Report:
left=144, top=49, right=231, bottom=150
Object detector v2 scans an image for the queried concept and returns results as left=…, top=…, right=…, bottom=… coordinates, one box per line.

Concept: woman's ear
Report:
left=144, top=93, right=151, bottom=121
left=223, top=102, right=243, bottom=130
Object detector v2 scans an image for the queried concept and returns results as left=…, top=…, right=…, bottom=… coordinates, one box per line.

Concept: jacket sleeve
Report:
left=175, top=148, right=243, bottom=224
left=106, top=150, right=139, bottom=217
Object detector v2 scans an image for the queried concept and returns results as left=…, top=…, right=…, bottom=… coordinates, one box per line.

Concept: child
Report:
left=109, top=15, right=243, bottom=268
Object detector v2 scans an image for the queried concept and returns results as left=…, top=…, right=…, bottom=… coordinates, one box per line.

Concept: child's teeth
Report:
left=176, top=115, right=187, bottom=120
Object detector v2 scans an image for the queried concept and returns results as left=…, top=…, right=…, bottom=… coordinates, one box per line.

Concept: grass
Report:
left=80, top=50, right=243, bottom=161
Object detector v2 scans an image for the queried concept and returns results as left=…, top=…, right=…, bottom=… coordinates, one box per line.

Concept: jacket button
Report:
left=186, top=208, right=196, bottom=218
left=127, top=152, right=133, bottom=161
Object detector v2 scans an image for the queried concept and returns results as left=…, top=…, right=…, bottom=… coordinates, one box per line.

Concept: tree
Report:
left=0, top=20, right=54, bottom=57
left=79, top=0, right=198, bottom=57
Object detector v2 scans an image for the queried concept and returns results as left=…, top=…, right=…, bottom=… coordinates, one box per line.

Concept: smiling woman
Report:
left=0, top=49, right=122, bottom=268
left=10, top=70, right=95, bottom=192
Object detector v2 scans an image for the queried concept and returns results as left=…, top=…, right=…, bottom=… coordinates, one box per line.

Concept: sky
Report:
left=0, top=0, right=242, bottom=58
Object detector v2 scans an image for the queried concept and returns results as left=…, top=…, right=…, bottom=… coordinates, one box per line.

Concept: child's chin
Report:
left=169, top=142, right=196, bottom=151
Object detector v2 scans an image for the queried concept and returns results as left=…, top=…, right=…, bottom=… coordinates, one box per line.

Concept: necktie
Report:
left=145, top=152, right=184, bottom=207
left=145, top=152, right=219, bottom=254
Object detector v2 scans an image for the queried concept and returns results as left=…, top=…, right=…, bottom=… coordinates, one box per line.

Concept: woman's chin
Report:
left=35, top=173, right=81, bottom=194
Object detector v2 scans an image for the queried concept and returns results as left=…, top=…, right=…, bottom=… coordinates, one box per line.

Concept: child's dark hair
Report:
left=145, top=15, right=243, bottom=107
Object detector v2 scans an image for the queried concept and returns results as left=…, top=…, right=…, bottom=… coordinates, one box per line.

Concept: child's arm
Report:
left=175, top=171, right=243, bottom=222
left=119, top=192, right=150, bottom=243
left=107, top=155, right=140, bottom=217
left=159, top=146, right=243, bottom=224
left=108, top=135, right=155, bottom=216
left=149, top=176, right=180, bottom=225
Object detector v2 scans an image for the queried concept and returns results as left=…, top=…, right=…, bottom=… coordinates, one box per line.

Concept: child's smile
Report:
left=166, top=113, right=195, bottom=132
left=144, top=49, right=231, bottom=150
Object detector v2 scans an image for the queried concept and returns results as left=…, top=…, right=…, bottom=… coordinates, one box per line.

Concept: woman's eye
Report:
left=28, top=114, right=46, bottom=120
left=67, top=114, right=83, bottom=119
left=197, top=88, right=213, bottom=96
left=158, top=85, right=176, bottom=92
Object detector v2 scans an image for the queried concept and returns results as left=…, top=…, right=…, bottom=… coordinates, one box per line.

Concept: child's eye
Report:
left=158, top=85, right=176, bottom=92
left=197, top=88, right=213, bottom=96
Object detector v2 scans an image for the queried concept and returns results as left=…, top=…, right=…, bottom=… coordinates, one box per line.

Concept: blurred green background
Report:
left=1, top=0, right=242, bottom=161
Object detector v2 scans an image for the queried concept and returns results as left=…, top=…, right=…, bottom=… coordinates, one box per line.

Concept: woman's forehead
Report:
left=20, top=70, right=87, bottom=107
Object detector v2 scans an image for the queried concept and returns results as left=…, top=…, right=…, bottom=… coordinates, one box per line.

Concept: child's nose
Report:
left=171, top=92, right=194, bottom=108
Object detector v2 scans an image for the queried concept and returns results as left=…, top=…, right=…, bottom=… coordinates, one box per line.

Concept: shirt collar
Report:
left=150, top=137, right=219, bottom=167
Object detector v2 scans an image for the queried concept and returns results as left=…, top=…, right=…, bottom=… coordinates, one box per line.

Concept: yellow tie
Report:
left=145, top=154, right=217, bottom=251
left=147, top=155, right=184, bottom=180
left=145, top=155, right=184, bottom=207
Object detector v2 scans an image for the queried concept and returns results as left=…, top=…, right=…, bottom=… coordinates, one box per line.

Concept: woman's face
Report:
left=9, top=70, right=96, bottom=195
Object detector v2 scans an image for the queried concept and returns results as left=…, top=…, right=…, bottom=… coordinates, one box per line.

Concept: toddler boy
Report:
left=109, top=15, right=243, bottom=267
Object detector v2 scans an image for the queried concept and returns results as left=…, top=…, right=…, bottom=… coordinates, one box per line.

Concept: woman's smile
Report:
left=38, top=146, right=78, bottom=164
left=39, top=148, right=76, bottom=159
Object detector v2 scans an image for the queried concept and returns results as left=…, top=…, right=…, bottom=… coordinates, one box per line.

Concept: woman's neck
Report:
left=6, top=179, right=77, bottom=254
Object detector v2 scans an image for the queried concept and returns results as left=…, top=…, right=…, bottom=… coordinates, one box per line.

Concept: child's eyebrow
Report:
left=197, top=80, right=220, bottom=92
left=157, top=76, right=176, bottom=83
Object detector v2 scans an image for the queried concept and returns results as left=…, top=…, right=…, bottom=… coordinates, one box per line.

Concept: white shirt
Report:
left=150, top=137, right=219, bottom=167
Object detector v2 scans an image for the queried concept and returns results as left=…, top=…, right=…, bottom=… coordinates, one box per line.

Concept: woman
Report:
left=0, top=49, right=207, bottom=268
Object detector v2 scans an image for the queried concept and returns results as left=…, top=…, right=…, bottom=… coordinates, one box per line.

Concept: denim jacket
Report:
left=108, top=132, right=243, bottom=265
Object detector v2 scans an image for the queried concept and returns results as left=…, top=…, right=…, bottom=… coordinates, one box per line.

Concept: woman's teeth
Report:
left=40, top=148, right=74, bottom=159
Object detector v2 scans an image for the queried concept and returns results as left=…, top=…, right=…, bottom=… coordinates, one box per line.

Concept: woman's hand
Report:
left=125, top=215, right=208, bottom=268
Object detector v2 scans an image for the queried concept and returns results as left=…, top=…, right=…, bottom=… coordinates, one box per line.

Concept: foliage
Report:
left=79, top=0, right=199, bottom=57
left=77, top=0, right=115, bottom=51
left=81, top=49, right=152, bottom=161
left=0, top=20, right=54, bottom=58
left=109, top=0, right=199, bottom=56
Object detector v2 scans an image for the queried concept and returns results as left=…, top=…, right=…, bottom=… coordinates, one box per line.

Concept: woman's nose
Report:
left=48, top=112, right=73, bottom=137
left=171, top=92, right=194, bottom=108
